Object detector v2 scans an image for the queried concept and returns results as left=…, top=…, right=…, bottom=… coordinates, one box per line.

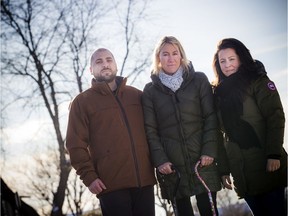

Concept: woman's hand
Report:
left=266, top=159, right=280, bottom=172
left=200, top=155, right=214, bottom=166
left=158, top=162, right=174, bottom=175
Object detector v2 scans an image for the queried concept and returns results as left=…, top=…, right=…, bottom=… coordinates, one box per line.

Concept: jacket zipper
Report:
left=172, top=93, right=194, bottom=192
left=115, top=95, right=142, bottom=187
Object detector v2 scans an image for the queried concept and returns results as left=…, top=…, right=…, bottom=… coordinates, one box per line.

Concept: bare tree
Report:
left=1, top=147, right=59, bottom=216
left=112, top=0, right=153, bottom=82
left=26, top=150, right=60, bottom=216
left=0, top=1, right=109, bottom=214
left=1, top=0, right=155, bottom=215
left=155, top=184, right=175, bottom=216
left=65, top=171, right=99, bottom=216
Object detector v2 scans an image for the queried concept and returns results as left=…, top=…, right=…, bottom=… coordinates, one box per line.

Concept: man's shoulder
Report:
left=70, top=87, right=96, bottom=104
left=123, top=85, right=142, bottom=93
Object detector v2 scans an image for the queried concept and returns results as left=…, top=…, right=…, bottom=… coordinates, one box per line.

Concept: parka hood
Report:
left=254, top=60, right=267, bottom=76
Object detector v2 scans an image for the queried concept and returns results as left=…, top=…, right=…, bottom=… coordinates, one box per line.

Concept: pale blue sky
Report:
left=140, top=0, right=287, bottom=86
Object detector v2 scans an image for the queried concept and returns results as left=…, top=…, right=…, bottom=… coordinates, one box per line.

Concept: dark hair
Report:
left=212, top=38, right=256, bottom=86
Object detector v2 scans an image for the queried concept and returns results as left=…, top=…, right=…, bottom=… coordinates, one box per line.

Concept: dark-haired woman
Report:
left=212, top=38, right=287, bottom=216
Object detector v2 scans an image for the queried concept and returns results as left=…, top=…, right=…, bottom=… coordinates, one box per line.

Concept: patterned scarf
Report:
left=159, top=67, right=183, bottom=92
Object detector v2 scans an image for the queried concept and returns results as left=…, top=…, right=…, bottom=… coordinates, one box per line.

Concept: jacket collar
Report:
left=90, top=76, right=127, bottom=95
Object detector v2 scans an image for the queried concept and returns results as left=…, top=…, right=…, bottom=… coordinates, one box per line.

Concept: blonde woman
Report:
left=142, top=36, right=223, bottom=216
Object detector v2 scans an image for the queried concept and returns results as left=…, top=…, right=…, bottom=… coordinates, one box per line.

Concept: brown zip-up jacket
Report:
left=66, top=77, right=156, bottom=196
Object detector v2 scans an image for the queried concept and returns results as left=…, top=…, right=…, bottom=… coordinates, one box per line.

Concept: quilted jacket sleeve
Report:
left=142, top=83, right=170, bottom=168
left=252, top=75, right=285, bottom=156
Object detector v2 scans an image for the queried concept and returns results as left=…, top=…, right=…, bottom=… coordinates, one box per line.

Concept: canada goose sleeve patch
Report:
left=267, top=81, right=276, bottom=91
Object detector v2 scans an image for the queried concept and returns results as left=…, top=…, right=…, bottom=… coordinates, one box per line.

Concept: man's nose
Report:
left=102, top=62, right=109, bottom=68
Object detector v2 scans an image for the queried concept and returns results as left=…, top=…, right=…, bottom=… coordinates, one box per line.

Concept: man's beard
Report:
left=96, top=73, right=116, bottom=83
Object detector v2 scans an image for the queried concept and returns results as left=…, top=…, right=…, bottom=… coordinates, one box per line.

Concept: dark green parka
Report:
left=214, top=61, right=287, bottom=198
left=142, top=62, right=222, bottom=200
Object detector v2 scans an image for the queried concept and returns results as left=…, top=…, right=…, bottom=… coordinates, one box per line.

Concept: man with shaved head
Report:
left=66, top=48, right=156, bottom=216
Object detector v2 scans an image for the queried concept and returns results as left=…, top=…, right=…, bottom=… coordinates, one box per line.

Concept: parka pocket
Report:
left=225, top=141, right=247, bottom=197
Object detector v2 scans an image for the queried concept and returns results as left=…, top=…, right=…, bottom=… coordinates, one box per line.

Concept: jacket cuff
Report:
left=267, top=154, right=281, bottom=159
left=82, top=172, right=99, bottom=187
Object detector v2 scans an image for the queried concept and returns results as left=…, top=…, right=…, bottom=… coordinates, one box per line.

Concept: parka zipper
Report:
left=171, top=92, right=194, bottom=192
left=114, top=95, right=142, bottom=187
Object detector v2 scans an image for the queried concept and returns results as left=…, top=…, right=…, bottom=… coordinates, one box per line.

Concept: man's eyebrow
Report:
left=94, top=56, right=113, bottom=62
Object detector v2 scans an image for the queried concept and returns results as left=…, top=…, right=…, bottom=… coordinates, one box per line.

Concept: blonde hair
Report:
left=151, top=36, right=190, bottom=75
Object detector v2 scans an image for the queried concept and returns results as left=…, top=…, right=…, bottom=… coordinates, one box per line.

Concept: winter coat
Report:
left=214, top=61, right=287, bottom=198
left=142, top=62, right=222, bottom=200
left=66, top=77, right=156, bottom=196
